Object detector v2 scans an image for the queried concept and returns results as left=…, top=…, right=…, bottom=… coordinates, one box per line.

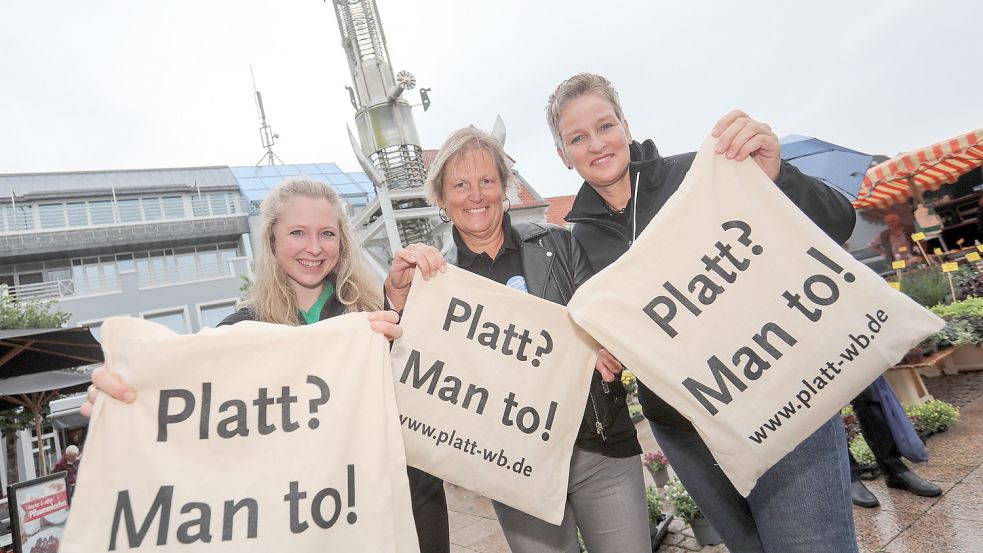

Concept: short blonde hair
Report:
left=244, top=178, right=381, bottom=324
left=546, top=73, right=626, bottom=148
left=424, top=126, right=511, bottom=208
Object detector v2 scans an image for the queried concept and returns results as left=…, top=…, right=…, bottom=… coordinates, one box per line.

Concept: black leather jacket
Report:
left=443, top=221, right=641, bottom=458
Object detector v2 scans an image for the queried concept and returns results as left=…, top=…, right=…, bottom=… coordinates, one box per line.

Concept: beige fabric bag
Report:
left=61, top=314, right=419, bottom=553
left=567, top=137, right=944, bottom=496
left=390, top=265, right=598, bottom=524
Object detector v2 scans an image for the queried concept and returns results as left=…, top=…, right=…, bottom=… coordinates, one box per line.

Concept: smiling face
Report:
left=555, top=92, right=632, bottom=193
left=440, top=147, right=507, bottom=249
left=271, top=196, right=341, bottom=304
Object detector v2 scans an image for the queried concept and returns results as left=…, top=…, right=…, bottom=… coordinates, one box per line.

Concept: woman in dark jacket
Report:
left=385, top=127, right=650, bottom=553
left=84, top=177, right=450, bottom=553
left=547, top=73, right=858, bottom=553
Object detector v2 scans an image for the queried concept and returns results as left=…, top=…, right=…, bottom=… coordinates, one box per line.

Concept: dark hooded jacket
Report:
left=565, top=139, right=857, bottom=429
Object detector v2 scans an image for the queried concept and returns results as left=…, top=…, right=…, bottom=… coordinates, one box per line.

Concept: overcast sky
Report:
left=2, top=0, right=981, bottom=198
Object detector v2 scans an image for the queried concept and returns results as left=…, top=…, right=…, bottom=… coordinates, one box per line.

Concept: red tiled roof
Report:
left=422, top=149, right=546, bottom=210
left=544, top=195, right=576, bottom=226
left=422, top=149, right=437, bottom=169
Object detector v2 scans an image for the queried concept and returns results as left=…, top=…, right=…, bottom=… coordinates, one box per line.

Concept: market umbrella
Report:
left=853, top=128, right=983, bottom=209
left=0, top=370, right=92, bottom=476
left=0, top=327, right=103, bottom=378
left=781, top=135, right=874, bottom=200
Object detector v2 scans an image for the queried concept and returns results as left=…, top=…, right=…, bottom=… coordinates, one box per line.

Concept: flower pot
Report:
left=650, top=467, right=669, bottom=488
left=648, top=513, right=673, bottom=551
left=690, top=515, right=722, bottom=546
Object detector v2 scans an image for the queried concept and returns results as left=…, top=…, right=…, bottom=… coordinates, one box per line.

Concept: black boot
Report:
left=885, top=470, right=942, bottom=497
left=851, top=480, right=879, bottom=508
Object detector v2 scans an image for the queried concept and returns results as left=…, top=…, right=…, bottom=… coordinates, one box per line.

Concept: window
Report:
left=66, top=202, right=88, bottom=227
left=117, top=253, right=134, bottom=272
left=39, top=204, right=66, bottom=229
left=89, top=201, right=115, bottom=225
left=3, top=206, right=34, bottom=231
left=191, top=195, right=210, bottom=217
left=117, top=199, right=142, bottom=222
left=200, top=302, right=236, bottom=328
left=144, top=310, right=189, bottom=334
left=174, top=247, right=196, bottom=279
left=142, top=198, right=162, bottom=221
left=162, top=196, right=184, bottom=219
left=209, top=193, right=230, bottom=215
left=45, top=259, right=71, bottom=283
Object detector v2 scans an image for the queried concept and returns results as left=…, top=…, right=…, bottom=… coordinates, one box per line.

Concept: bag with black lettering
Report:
left=61, top=315, right=419, bottom=553
left=567, top=136, right=943, bottom=496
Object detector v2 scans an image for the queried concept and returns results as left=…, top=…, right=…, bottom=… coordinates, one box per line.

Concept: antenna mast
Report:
left=252, top=67, right=283, bottom=166
left=332, top=0, right=439, bottom=270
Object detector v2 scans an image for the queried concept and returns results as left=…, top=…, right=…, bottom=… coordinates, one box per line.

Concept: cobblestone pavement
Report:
left=446, top=372, right=983, bottom=553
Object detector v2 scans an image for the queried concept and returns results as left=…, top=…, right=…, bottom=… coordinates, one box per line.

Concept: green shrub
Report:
left=907, top=400, right=960, bottom=433
left=935, top=318, right=978, bottom=347
left=901, top=268, right=950, bottom=307
left=664, top=477, right=701, bottom=524
left=645, top=486, right=664, bottom=524
left=850, top=435, right=876, bottom=468
left=930, top=297, right=983, bottom=319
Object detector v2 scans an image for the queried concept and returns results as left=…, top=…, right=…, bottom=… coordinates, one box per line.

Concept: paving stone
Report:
left=449, top=518, right=502, bottom=549
left=882, top=510, right=983, bottom=553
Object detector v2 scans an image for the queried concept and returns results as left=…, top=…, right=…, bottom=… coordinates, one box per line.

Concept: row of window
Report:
left=0, top=243, right=240, bottom=293
left=83, top=300, right=238, bottom=341
left=1, top=193, right=243, bottom=233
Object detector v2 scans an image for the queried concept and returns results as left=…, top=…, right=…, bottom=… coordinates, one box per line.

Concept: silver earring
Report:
left=438, top=208, right=450, bottom=223
left=503, top=197, right=511, bottom=213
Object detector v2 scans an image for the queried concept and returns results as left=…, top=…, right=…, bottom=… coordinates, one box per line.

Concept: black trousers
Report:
left=407, top=467, right=449, bottom=553
left=849, top=384, right=909, bottom=481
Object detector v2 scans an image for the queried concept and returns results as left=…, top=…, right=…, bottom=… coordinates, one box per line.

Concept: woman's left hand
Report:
left=367, top=310, right=403, bottom=341
left=712, top=109, right=781, bottom=182
left=595, top=348, right=624, bottom=383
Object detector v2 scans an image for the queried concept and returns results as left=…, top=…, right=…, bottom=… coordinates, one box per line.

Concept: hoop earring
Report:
left=503, top=197, right=511, bottom=214
left=438, top=208, right=451, bottom=223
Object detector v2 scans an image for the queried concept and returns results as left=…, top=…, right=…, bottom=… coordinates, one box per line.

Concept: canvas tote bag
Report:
left=390, top=265, right=598, bottom=524
left=61, top=314, right=419, bottom=553
left=567, top=136, right=944, bottom=496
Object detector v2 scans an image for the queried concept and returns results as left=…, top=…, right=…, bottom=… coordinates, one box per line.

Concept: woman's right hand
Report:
left=384, top=243, right=446, bottom=311
left=80, top=365, right=137, bottom=417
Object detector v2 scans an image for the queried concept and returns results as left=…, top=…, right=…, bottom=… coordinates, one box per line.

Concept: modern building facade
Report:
left=0, top=156, right=546, bottom=486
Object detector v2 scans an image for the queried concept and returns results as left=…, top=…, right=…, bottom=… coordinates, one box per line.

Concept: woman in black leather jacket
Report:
left=385, top=127, right=650, bottom=553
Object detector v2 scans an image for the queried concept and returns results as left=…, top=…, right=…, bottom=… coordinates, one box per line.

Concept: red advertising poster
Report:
left=7, top=473, right=70, bottom=553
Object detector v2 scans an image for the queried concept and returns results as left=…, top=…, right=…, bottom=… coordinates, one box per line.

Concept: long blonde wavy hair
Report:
left=242, top=178, right=382, bottom=324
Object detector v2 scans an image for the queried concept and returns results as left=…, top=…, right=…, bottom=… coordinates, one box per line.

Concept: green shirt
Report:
left=299, top=281, right=336, bottom=325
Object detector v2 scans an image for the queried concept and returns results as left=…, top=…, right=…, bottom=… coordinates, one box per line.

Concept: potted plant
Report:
left=664, top=478, right=721, bottom=546
left=849, top=434, right=880, bottom=480
left=642, top=451, right=670, bottom=488
left=645, top=485, right=673, bottom=551
left=906, top=400, right=960, bottom=437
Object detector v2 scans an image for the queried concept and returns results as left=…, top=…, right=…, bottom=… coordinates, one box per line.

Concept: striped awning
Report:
left=853, top=128, right=983, bottom=209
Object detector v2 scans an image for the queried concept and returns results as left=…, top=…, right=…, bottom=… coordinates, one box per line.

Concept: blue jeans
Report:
left=651, top=417, right=858, bottom=553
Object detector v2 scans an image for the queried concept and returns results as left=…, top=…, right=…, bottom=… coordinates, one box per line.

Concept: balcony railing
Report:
left=3, top=262, right=237, bottom=300
left=2, top=275, right=121, bottom=300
